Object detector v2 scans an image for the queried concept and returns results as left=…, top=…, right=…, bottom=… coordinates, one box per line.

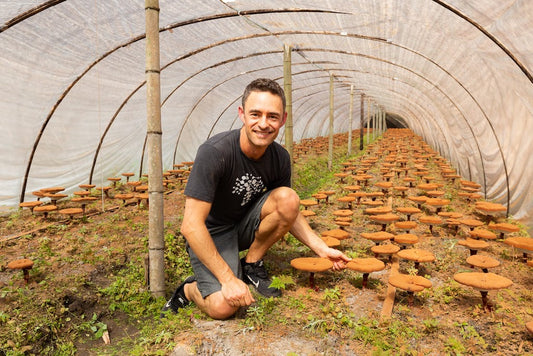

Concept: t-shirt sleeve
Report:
left=183, top=143, right=224, bottom=203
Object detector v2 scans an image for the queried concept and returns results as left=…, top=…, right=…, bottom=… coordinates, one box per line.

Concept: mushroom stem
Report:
left=407, top=291, right=414, bottom=306
left=309, top=272, right=316, bottom=290
left=23, top=269, right=30, bottom=284
left=480, top=291, right=491, bottom=311
left=362, top=273, right=369, bottom=289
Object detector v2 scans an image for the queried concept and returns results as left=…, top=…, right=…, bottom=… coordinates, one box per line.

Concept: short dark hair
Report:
left=242, top=78, right=286, bottom=112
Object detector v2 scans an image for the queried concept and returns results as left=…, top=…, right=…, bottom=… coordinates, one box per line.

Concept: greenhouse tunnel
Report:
left=0, top=1, right=532, bottom=233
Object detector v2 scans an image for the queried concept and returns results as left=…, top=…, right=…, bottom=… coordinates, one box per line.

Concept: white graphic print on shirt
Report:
left=232, top=173, right=265, bottom=206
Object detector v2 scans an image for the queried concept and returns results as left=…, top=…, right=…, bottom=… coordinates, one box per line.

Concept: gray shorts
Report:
left=187, top=191, right=271, bottom=298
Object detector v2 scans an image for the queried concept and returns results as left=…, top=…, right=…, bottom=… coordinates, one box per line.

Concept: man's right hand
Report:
left=220, top=276, right=255, bottom=307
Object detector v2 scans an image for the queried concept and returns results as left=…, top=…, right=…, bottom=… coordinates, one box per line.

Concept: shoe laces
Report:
left=249, top=260, right=268, bottom=279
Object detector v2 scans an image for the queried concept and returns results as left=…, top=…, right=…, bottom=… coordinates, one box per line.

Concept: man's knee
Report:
left=269, top=187, right=300, bottom=219
left=204, top=293, right=238, bottom=320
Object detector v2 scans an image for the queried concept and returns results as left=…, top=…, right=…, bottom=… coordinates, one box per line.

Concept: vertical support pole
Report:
left=383, top=110, right=387, bottom=132
left=359, top=92, right=364, bottom=151
left=283, top=44, right=294, bottom=186
left=370, top=99, right=375, bottom=140
left=348, top=84, right=354, bottom=156
left=145, top=0, right=165, bottom=297
left=366, top=96, right=370, bottom=145
left=328, top=75, right=334, bottom=171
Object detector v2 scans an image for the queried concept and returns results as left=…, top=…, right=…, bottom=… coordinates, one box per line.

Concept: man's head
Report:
left=238, top=78, right=287, bottom=159
left=242, top=78, right=286, bottom=113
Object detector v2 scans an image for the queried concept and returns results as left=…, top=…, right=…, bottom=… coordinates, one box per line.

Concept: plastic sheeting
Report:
left=0, top=0, right=532, bottom=230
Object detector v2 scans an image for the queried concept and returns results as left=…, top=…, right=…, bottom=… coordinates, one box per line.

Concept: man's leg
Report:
left=245, top=186, right=300, bottom=263
left=184, top=283, right=238, bottom=320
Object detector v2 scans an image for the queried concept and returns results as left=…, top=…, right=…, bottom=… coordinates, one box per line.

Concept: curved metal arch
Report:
left=296, top=47, right=508, bottom=206
left=431, top=0, right=532, bottom=84
left=0, top=0, right=65, bottom=33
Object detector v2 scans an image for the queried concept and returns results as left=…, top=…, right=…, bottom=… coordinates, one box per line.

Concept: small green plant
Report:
left=322, top=286, right=341, bottom=301
left=445, top=336, right=467, bottom=354
left=269, top=275, right=295, bottom=290
left=422, top=318, right=439, bottom=333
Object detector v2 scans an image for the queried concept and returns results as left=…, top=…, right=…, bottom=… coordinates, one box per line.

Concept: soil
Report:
left=1, top=140, right=533, bottom=355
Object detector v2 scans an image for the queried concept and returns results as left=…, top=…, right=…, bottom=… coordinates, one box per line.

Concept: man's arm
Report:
left=289, top=212, right=351, bottom=270
left=181, top=197, right=254, bottom=305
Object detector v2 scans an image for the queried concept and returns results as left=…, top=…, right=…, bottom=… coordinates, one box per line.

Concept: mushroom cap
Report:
left=79, top=184, right=96, bottom=189
left=7, top=258, right=34, bottom=270
left=469, top=229, right=497, bottom=240
left=418, top=215, right=443, bottom=225
left=393, top=186, right=409, bottom=192
left=397, top=248, right=435, bottom=262
left=526, top=321, right=533, bottom=336
left=459, top=218, right=485, bottom=228
left=346, top=258, right=385, bottom=273
left=416, top=183, right=439, bottom=191
left=300, top=210, right=316, bottom=217
left=438, top=212, right=463, bottom=219
left=369, top=213, right=400, bottom=224
left=361, top=200, right=384, bottom=207
left=394, top=233, right=419, bottom=245
left=95, top=186, right=111, bottom=191
left=127, top=181, right=142, bottom=187
left=365, top=206, right=392, bottom=215
left=407, top=195, right=428, bottom=203
left=475, top=201, right=506, bottom=213
left=375, top=182, right=393, bottom=189
left=72, top=196, right=97, bottom=203
left=321, top=229, right=350, bottom=240
left=461, top=180, right=481, bottom=189
left=40, top=186, right=65, bottom=193
left=426, top=190, right=445, bottom=197
left=318, top=190, right=336, bottom=196
left=114, top=193, right=134, bottom=200
left=503, top=237, right=533, bottom=252
left=337, top=196, right=356, bottom=203
left=107, top=177, right=121, bottom=182
left=425, top=198, right=450, bottom=207
left=394, top=221, right=418, bottom=230
left=457, top=238, right=490, bottom=250
left=312, top=193, right=328, bottom=200
left=371, top=243, right=401, bottom=255
left=343, top=185, right=361, bottom=192
left=466, top=255, right=500, bottom=269
left=19, top=201, right=43, bottom=208
left=73, top=190, right=90, bottom=196
left=453, top=272, right=512, bottom=291
left=388, top=274, right=432, bottom=292
left=33, top=205, right=58, bottom=213
left=59, top=208, right=84, bottom=215
left=488, top=223, right=520, bottom=233
left=290, top=257, right=333, bottom=272
left=320, top=235, right=341, bottom=247
left=300, top=199, right=318, bottom=207
left=333, top=209, right=354, bottom=217
left=396, top=207, right=422, bottom=215
left=122, top=172, right=135, bottom=177
left=360, top=231, right=394, bottom=242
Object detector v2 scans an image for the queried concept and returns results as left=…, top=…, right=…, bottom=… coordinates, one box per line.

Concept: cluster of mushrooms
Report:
left=289, top=128, right=532, bottom=335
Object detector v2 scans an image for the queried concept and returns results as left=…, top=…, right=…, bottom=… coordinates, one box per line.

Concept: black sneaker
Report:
left=160, top=276, right=196, bottom=317
left=241, top=258, right=281, bottom=298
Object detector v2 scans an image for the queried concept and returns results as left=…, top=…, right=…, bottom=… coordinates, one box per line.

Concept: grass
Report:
left=1, top=131, right=532, bottom=355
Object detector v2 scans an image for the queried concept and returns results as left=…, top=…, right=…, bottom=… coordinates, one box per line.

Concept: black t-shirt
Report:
left=184, top=129, right=291, bottom=227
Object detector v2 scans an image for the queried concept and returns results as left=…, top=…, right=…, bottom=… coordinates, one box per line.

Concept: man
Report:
left=162, top=78, right=350, bottom=320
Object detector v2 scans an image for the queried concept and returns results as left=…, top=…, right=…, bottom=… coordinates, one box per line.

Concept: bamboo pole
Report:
left=283, top=44, right=294, bottom=186
left=359, top=92, right=364, bottom=151
left=145, top=0, right=165, bottom=297
left=348, top=84, right=354, bottom=156
left=328, top=75, right=334, bottom=170
left=366, top=97, right=370, bottom=145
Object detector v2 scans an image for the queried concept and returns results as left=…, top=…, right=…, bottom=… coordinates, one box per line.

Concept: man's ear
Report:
left=281, top=111, right=288, bottom=126
left=238, top=106, right=245, bottom=123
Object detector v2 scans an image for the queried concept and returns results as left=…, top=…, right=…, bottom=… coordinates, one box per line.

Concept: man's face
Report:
left=239, top=90, right=287, bottom=151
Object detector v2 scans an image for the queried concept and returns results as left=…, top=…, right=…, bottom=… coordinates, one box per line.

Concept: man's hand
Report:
left=220, top=276, right=256, bottom=307
left=321, top=247, right=351, bottom=270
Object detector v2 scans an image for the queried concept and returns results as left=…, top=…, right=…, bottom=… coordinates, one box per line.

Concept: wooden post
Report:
left=283, top=44, right=294, bottom=186
left=359, top=92, right=364, bottom=151
left=366, top=96, right=370, bottom=145
left=348, top=84, right=354, bottom=156
left=328, top=75, right=334, bottom=171
left=145, top=0, right=165, bottom=297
